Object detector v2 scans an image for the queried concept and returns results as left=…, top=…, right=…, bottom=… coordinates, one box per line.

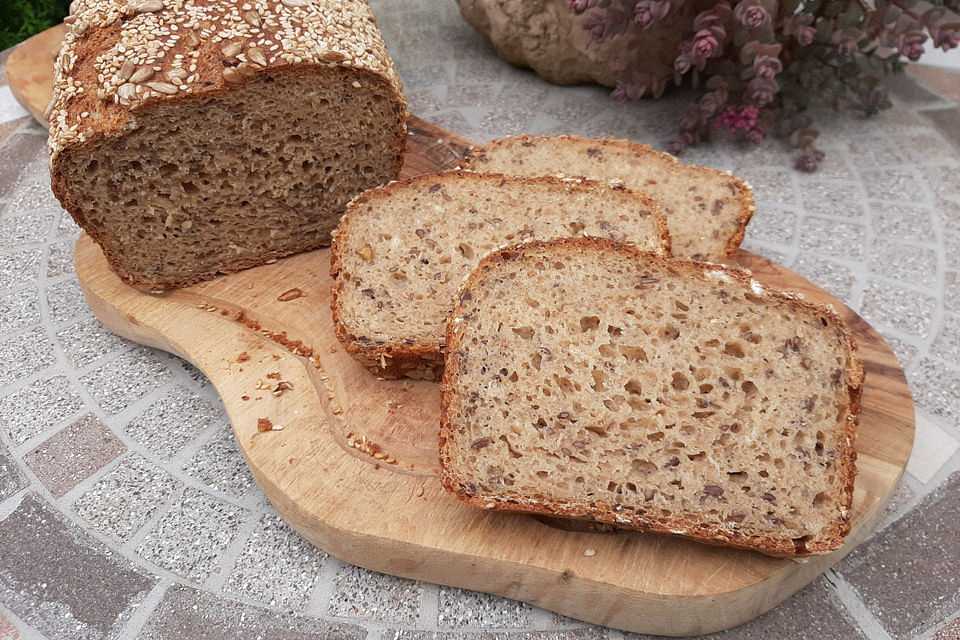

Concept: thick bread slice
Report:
left=330, top=171, right=670, bottom=380
left=462, top=135, right=755, bottom=261
left=49, top=0, right=406, bottom=289
left=440, top=238, right=863, bottom=556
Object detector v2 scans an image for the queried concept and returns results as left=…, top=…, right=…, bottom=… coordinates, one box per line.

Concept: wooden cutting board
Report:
left=9, top=25, right=915, bottom=636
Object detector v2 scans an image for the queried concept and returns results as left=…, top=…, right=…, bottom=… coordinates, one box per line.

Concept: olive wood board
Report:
left=10, top=23, right=914, bottom=637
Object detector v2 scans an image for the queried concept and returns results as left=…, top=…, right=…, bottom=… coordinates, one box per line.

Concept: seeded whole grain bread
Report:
left=48, top=0, right=406, bottom=289
left=462, top=135, right=755, bottom=261
left=330, top=171, right=670, bottom=380
left=440, top=238, right=863, bottom=555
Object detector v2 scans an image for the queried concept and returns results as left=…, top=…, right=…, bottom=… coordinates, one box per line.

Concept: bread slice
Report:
left=440, top=238, right=863, bottom=555
left=462, top=135, right=755, bottom=261
left=330, top=171, right=670, bottom=380
left=49, top=0, right=406, bottom=289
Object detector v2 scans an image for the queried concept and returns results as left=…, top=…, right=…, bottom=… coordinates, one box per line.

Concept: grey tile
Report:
left=0, top=374, right=82, bottom=445
left=893, top=130, right=960, bottom=164
left=80, top=346, right=173, bottom=416
left=391, top=631, right=607, bottom=640
left=947, top=271, right=960, bottom=312
left=454, top=56, right=503, bottom=85
left=909, top=358, right=960, bottom=424
left=55, top=210, right=81, bottom=239
left=935, top=618, right=960, bottom=640
left=0, top=287, right=40, bottom=335
left=798, top=217, right=867, bottom=261
left=0, top=247, right=42, bottom=291
left=182, top=424, right=256, bottom=497
left=446, top=84, right=498, bottom=109
left=0, top=493, right=154, bottom=640
left=46, top=239, right=77, bottom=278
left=138, top=584, right=365, bottom=640
left=407, top=89, right=445, bottom=114
left=0, top=207, right=56, bottom=249
left=743, top=208, right=796, bottom=246
left=923, top=165, right=960, bottom=204
left=920, top=107, right=960, bottom=151
left=72, top=453, right=181, bottom=542
left=137, top=487, right=248, bottom=582
left=790, top=254, right=857, bottom=302
left=844, top=136, right=910, bottom=166
left=738, top=240, right=791, bottom=266
left=838, top=471, right=960, bottom=639
left=736, top=169, right=797, bottom=204
left=24, top=414, right=126, bottom=498
left=932, top=314, right=960, bottom=365
left=861, top=167, right=926, bottom=203
left=0, top=165, right=62, bottom=219
left=0, top=134, right=46, bottom=199
left=44, top=278, right=90, bottom=325
left=867, top=241, right=938, bottom=287
left=860, top=280, right=937, bottom=338
left=56, top=316, right=128, bottom=367
left=124, top=385, right=223, bottom=461
left=883, top=336, right=918, bottom=369
left=799, top=180, right=866, bottom=218
left=0, top=441, right=26, bottom=501
left=0, top=610, right=20, bottom=640
left=225, top=512, right=327, bottom=610
left=430, top=110, right=482, bottom=141
left=872, top=202, right=935, bottom=242
left=329, top=564, right=423, bottom=624
left=437, top=586, right=533, bottom=629
left=399, top=63, right=452, bottom=90
left=0, top=325, right=56, bottom=389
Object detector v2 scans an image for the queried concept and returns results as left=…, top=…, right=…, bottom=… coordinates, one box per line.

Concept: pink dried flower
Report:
left=747, top=77, right=778, bottom=106
left=795, top=25, right=816, bottom=46
left=745, top=129, right=765, bottom=145
left=568, top=0, right=597, bottom=15
left=795, top=150, right=825, bottom=172
left=899, top=31, right=928, bottom=62
left=699, top=90, right=727, bottom=117
left=634, top=0, right=671, bottom=29
left=932, top=28, right=960, bottom=51
left=753, top=54, right=782, bottom=78
left=831, top=29, right=861, bottom=58
left=716, top=106, right=759, bottom=132
left=667, top=139, right=686, bottom=155
left=674, top=52, right=694, bottom=74
left=734, top=0, right=770, bottom=29
left=692, top=29, right=723, bottom=58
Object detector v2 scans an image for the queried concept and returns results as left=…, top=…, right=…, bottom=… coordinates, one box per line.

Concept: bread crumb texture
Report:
left=440, top=238, right=863, bottom=556
left=330, top=171, right=669, bottom=380
left=49, top=0, right=406, bottom=288
left=464, top=135, right=755, bottom=261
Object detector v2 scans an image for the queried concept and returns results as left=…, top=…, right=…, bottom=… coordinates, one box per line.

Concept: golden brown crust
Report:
left=462, top=134, right=755, bottom=258
left=329, top=170, right=672, bottom=380
left=48, top=0, right=407, bottom=290
left=439, top=237, right=862, bottom=557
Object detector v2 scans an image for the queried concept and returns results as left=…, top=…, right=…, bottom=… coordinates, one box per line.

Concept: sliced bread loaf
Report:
left=440, top=238, right=863, bottom=555
left=49, top=0, right=406, bottom=289
left=330, top=171, right=670, bottom=380
left=462, top=135, right=754, bottom=261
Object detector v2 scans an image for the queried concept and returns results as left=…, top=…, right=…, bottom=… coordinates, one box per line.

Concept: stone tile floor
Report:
left=0, top=1, right=959, bottom=638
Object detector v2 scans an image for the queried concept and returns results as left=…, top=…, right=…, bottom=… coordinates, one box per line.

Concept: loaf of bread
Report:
left=462, top=135, right=755, bottom=261
left=48, top=0, right=406, bottom=289
left=440, top=238, right=863, bottom=555
left=331, top=171, right=670, bottom=380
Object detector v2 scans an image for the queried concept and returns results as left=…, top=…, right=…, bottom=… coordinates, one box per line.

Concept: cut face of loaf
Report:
left=440, top=238, right=863, bottom=555
left=463, top=135, right=755, bottom=261
left=48, top=0, right=406, bottom=289
left=330, top=172, right=670, bottom=380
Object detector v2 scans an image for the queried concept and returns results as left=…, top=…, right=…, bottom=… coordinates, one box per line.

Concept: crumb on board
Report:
left=237, top=352, right=250, bottom=363
left=257, top=417, right=273, bottom=432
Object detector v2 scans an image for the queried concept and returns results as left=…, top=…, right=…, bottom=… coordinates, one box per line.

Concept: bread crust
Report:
left=329, top=170, right=672, bottom=380
left=439, top=237, right=863, bottom=556
left=49, top=0, right=407, bottom=290
left=462, top=134, right=756, bottom=258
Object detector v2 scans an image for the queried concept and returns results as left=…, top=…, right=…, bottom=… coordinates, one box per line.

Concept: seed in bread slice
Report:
left=440, top=238, right=863, bottom=556
left=330, top=171, right=670, bottom=380
left=462, top=135, right=755, bottom=261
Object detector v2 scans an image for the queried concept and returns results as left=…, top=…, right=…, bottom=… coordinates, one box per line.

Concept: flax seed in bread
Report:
left=48, top=0, right=406, bottom=289
left=462, top=135, right=755, bottom=261
left=330, top=171, right=670, bottom=380
left=440, top=238, right=863, bottom=556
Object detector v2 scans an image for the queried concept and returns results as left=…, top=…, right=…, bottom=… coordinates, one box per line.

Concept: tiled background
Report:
left=1, top=1, right=959, bottom=639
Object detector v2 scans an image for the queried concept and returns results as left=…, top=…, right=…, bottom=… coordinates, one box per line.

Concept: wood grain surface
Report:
left=10, top=23, right=914, bottom=636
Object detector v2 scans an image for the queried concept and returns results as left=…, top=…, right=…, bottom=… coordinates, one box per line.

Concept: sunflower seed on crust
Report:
left=134, top=0, right=163, bottom=13
left=221, top=41, right=242, bottom=58
left=146, top=81, right=178, bottom=94
left=247, top=46, right=267, bottom=66
left=129, top=66, right=154, bottom=83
